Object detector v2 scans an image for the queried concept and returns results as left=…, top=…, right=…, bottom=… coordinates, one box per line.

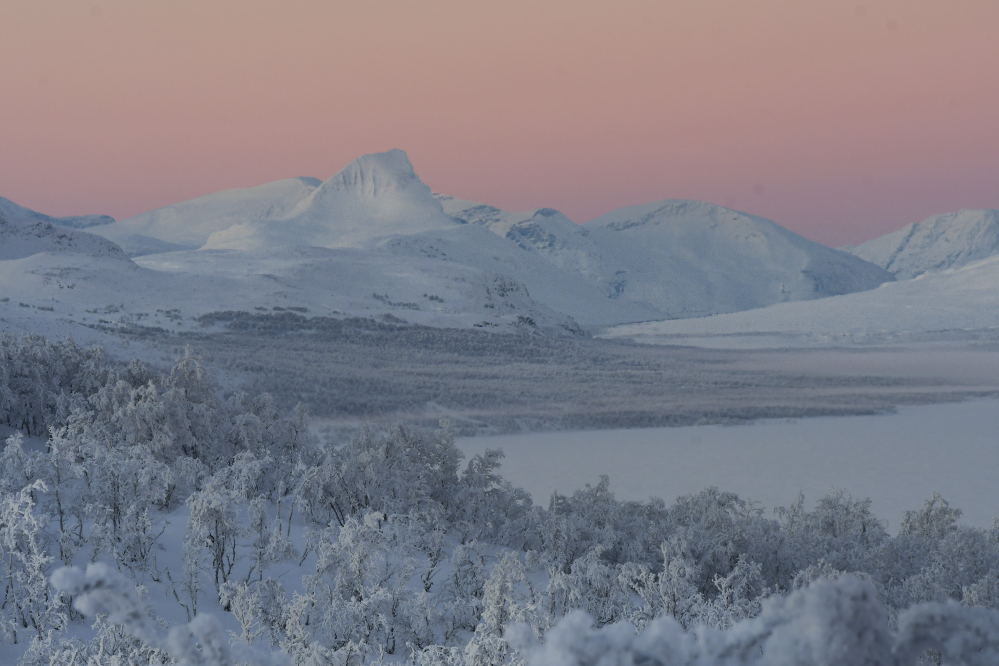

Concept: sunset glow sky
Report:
left=2, top=1, right=997, bottom=246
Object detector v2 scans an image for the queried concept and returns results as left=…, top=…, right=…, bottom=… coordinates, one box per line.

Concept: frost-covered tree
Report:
left=50, top=563, right=288, bottom=666
left=0, top=481, right=63, bottom=644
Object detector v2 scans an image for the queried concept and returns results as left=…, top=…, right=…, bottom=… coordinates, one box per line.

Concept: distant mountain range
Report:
left=1, top=149, right=995, bottom=347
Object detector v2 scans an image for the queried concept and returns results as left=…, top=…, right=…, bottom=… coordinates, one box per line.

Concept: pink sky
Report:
left=1, top=1, right=997, bottom=246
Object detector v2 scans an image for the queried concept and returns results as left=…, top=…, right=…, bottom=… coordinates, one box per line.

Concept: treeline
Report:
left=167, top=315, right=914, bottom=435
left=1, top=333, right=999, bottom=664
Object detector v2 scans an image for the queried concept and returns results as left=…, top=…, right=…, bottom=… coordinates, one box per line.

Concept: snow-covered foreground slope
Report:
left=851, top=208, right=999, bottom=279
left=601, top=253, right=999, bottom=348
left=458, top=398, right=999, bottom=531
left=5, top=338, right=999, bottom=665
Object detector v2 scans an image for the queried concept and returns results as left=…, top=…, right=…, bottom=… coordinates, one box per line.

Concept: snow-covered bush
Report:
left=517, top=575, right=999, bottom=666
left=50, top=563, right=288, bottom=666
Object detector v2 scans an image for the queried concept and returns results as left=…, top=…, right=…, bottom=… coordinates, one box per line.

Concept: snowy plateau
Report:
left=3, top=150, right=999, bottom=665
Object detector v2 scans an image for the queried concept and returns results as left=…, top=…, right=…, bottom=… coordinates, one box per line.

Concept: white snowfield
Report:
left=601, top=253, right=999, bottom=349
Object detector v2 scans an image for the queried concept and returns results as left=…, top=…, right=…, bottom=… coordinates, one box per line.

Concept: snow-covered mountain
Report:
left=601, top=254, right=999, bottom=348
left=5, top=149, right=899, bottom=338
left=93, top=177, right=322, bottom=256
left=0, top=192, right=581, bottom=339
left=0, top=206, right=128, bottom=262
left=581, top=200, right=891, bottom=318
left=0, top=195, right=114, bottom=231
left=442, top=195, right=892, bottom=319
left=849, top=209, right=999, bottom=280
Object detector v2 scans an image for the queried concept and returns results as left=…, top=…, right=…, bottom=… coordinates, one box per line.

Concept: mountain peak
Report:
left=851, top=208, right=999, bottom=279
left=322, top=149, right=426, bottom=199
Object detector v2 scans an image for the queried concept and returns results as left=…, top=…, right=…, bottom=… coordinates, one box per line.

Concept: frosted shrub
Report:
left=0, top=433, right=37, bottom=495
left=245, top=497, right=298, bottom=584
left=186, top=476, right=244, bottom=594
left=50, top=563, right=289, bottom=666
left=453, top=449, right=535, bottom=549
left=4, top=337, right=999, bottom=664
left=82, top=441, right=171, bottom=571
left=0, top=481, right=63, bottom=644
left=295, top=423, right=463, bottom=529
left=0, top=334, right=110, bottom=437
left=464, top=553, right=543, bottom=666
left=698, top=555, right=767, bottom=630
left=620, top=538, right=704, bottom=631
left=518, top=575, right=999, bottom=666
left=544, top=546, right=630, bottom=629
left=303, top=512, right=417, bottom=653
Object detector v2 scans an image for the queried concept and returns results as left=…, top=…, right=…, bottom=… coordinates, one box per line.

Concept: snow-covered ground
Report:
left=601, top=253, right=999, bottom=348
left=457, top=398, right=999, bottom=531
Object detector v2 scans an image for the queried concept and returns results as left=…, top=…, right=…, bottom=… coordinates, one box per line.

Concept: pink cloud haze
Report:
left=1, top=1, right=997, bottom=246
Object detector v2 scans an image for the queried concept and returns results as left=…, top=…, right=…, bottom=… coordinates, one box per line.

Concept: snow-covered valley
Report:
left=6, top=149, right=999, bottom=664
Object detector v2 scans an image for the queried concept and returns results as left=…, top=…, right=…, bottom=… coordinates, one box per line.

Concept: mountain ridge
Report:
left=1, top=149, right=908, bottom=338
left=850, top=209, right=999, bottom=279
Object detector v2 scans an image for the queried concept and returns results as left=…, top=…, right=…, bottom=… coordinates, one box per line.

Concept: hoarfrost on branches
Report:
left=1, top=334, right=999, bottom=664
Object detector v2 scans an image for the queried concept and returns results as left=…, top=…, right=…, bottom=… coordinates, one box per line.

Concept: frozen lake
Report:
left=457, top=398, right=999, bottom=532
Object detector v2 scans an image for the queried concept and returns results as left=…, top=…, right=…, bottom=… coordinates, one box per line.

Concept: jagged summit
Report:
left=850, top=209, right=999, bottom=279
left=203, top=150, right=457, bottom=250
left=321, top=149, right=426, bottom=198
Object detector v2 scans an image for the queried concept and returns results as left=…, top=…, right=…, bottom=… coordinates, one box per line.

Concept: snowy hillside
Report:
left=850, top=208, right=999, bottom=279
left=0, top=207, right=128, bottom=262
left=0, top=181, right=580, bottom=336
left=442, top=195, right=892, bottom=320
left=92, top=177, right=322, bottom=256
left=601, top=254, right=999, bottom=348
left=581, top=200, right=892, bottom=318
left=0, top=195, right=113, bottom=230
